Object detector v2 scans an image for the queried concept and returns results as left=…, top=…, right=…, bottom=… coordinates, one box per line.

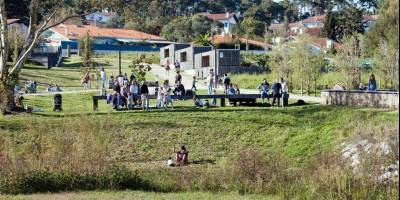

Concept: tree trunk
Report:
left=0, top=77, right=16, bottom=115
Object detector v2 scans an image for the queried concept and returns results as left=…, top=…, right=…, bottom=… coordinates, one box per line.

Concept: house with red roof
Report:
left=45, top=24, right=171, bottom=54
left=202, top=12, right=239, bottom=34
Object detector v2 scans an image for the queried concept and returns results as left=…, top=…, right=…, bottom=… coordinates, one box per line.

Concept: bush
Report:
left=0, top=166, right=148, bottom=194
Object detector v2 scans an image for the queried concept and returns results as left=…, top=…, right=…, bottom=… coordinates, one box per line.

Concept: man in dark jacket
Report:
left=272, top=79, right=282, bottom=107
left=140, top=81, right=150, bottom=111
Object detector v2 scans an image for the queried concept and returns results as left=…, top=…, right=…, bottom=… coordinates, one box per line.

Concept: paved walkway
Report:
left=24, top=89, right=100, bottom=96
left=150, top=64, right=322, bottom=103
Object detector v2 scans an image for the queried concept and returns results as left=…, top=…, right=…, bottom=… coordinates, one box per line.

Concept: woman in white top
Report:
left=281, top=78, right=288, bottom=94
left=163, top=80, right=173, bottom=110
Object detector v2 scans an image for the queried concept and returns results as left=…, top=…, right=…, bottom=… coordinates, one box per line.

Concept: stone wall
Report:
left=321, top=90, right=399, bottom=109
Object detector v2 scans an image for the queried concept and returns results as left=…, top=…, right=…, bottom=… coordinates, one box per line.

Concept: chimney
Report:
left=326, top=39, right=333, bottom=49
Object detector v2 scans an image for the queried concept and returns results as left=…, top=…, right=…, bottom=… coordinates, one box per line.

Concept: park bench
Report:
left=92, top=93, right=271, bottom=111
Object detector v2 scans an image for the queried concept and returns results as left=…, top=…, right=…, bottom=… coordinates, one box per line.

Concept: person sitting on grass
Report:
left=175, top=146, right=189, bottom=166
left=193, top=95, right=204, bottom=108
left=227, top=84, right=236, bottom=95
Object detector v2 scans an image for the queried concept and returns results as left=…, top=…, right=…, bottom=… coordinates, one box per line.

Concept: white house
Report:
left=302, top=15, right=325, bottom=28
left=203, top=12, right=239, bottom=34
left=7, top=19, right=28, bottom=37
left=85, top=12, right=116, bottom=25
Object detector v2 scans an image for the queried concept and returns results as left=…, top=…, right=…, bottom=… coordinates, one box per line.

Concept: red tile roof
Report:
left=302, top=15, right=325, bottom=23
left=310, top=37, right=341, bottom=51
left=305, top=27, right=322, bottom=37
left=211, top=34, right=268, bottom=48
left=202, top=12, right=237, bottom=21
left=269, top=22, right=304, bottom=30
left=7, top=19, right=20, bottom=24
left=50, top=24, right=165, bottom=40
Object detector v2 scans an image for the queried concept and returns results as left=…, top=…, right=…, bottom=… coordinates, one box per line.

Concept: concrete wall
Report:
left=194, top=49, right=240, bottom=78
left=175, top=46, right=212, bottom=71
left=160, top=44, right=190, bottom=65
left=321, top=90, right=399, bottom=109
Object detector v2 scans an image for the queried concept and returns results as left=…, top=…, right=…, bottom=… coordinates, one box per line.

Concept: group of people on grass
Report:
left=257, top=77, right=289, bottom=107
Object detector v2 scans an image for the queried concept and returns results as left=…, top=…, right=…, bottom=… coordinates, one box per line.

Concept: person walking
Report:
left=100, top=68, right=107, bottom=89
left=368, top=74, right=377, bottom=91
left=191, top=76, right=197, bottom=91
left=272, top=79, right=282, bottom=107
left=140, top=81, right=150, bottom=111
left=207, top=74, right=214, bottom=95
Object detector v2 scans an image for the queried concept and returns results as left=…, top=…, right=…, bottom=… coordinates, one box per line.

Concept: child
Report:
left=127, top=92, right=134, bottom=109
left=156, top=87, right=164, bottom=108
left=163, top=85, right=174, bottom=110
left=212, top=90, right=217, bottom=106
left=193, top=95, right=203, bottom=108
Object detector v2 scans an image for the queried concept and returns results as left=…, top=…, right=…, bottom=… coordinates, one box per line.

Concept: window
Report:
left=164, top=49, right=170, bottom=58
left=202, top=56, right=210, bottom=68
left=180, top=52, right=187, bottom=62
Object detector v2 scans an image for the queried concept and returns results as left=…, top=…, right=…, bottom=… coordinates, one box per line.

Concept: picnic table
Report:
left=92, top=94, right=272, bottom=111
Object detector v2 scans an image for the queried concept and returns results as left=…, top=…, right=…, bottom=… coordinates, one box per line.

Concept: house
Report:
left=160, top=43, right=191, bottom=66
left=7, top=19, right=28, bottom=37
left=302, top=15, right=325, bottom=28
left=175, top=46, right=213, bottom=71
left=46, top=24, right=171, bottom=54
left=269, top=22, right=305, bottom=35
left=194, top=49, right=240, bottom=78
left=211, top=34, right=271, bottom=51
left=85, top=12, right=116, bottom=25
left=363, top=15, right=379, bottom=32
left=309, top=37, right=341, bottom=53
left=160, top=43, right=241, bottom=78
left=203, top=12, right=239, bottom=34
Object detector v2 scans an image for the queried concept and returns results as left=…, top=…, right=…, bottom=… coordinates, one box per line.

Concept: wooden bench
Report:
left=92, top=94, right=265, bottom=111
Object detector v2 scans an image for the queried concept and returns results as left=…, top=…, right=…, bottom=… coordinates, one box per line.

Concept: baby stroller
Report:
left=53, top=94, right=62, bottom=111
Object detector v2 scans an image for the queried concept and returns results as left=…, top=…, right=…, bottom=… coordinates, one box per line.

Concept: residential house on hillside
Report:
left=202, top=12, right=239, bottom=34
left=211, top=34, right=272, bottom=51
left=85, top=12, right=116, bottom=25
left=7, top=19, right=28, bottom=37
left=301, top=15, right=379, bottom=32
left=45, top=24, right=171, bottom=54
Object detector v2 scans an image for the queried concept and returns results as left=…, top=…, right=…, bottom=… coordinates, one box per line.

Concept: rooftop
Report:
left=50, top=24, right=165, bottom=41
left=202, top=12, right=237, bottom=21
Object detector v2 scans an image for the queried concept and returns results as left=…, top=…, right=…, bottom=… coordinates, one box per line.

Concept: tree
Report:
left=334, top=35, right=363, bottom=89
left=0, top=0, right=118, bottom=114
left=191, top=14, right=213, bottom=36
left=80, top=31, right=92, bottom=72
left=239, top=17, right=265, bottom=51
left=129, top=54, right=152, bottom=83
left=271, top=45, right=294, bottom=91
left=364, top=0, right=399, bottom=56
left=106, top=14, right=125, bottom=28
left=374, top=41, right=399, bottom=89
left=193, top=33, right=213, bottom=47
left=322, top=6, right=364, bottom=41
left=160, top=16, right=192, bottom=42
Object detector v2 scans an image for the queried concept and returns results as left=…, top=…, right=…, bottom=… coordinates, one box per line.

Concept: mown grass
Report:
left=0, top=191, right=275, bottom=200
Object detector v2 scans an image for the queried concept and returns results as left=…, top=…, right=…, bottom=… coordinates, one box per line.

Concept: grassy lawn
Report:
left=0, top=191, right=275, bottom=200
left=19, top=53, right=157, bottom=92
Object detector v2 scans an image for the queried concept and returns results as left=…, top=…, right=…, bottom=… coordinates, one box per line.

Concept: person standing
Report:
left=272, top=79, right=282, bottom=107
left=223, top=74, right=231, bottom=94
left=175, top=60, right=181, bottom=72
left=129, top=80, right=139, bottom=107
left=281, top=77, right=289, bottom=107
left=165, top=59, right=171, bottom=77
left=82, top=72, right=90, bottom=91
left=175, top=71, right=182, bottom=84
left=368, top=74, right=377, bottom=91
left=258, top=79, right=270, bottom=104
left=140, top=81, right=150, bottom=111
left=191, top=76, right=197, bottom=91
left=100, top=68, right=107, bottom=89
left=207, top=74, right=214, bottom=95
left=163, top=80, right=174, bottom=110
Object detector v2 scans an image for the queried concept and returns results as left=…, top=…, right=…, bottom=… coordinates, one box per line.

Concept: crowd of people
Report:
left=257, top=77, right=289, bottom=107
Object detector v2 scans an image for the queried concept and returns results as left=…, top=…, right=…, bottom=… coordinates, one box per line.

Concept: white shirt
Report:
left=101, top=71, right=106, bottom=81
left=282, top=82, right=288, bottom=93
left=117, top=76, right=124, bottom=86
